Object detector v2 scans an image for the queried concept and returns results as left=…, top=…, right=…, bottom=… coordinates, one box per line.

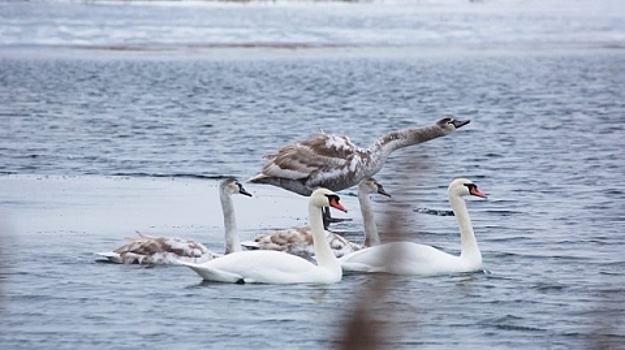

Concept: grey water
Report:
left=1, top=1, right=625, bottom=349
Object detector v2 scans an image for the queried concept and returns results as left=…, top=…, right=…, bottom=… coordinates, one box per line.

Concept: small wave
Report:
left=483, top=209, right=523, bottom=216
left=414, top=208, right=455, bottom=216
left=530, top=282, right=568, bottom=292
left=480, top=315, right=546, bottom=333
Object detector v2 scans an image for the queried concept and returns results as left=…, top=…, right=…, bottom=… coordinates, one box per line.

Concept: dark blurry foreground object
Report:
left=0, top=218, right=12, bottom=312
left=337, top=158, right=427, bottom=349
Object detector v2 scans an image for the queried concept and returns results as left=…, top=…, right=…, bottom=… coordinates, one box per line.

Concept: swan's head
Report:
left=310, top=188, right=348, bottom=213
left=220, top=177, right=253, bottom=197
left=436, top=117, right=470, bottom=135
left=359, top=178, right=391, bottom=197
left=448, top=178, right=487, bottom=199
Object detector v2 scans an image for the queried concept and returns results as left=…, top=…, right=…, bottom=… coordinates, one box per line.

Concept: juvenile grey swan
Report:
left=247, top=117, right=469, bottom=225
left=95, top=178, right=252, bottom=264
left=248, top=117, right=469, bottom=196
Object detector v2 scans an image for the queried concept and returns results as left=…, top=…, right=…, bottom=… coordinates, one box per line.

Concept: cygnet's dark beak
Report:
left=239, top=187, right=253, bottom=197
left=452, top=119, right=470, bottom=129
left=377, top=186, right=391, bottom=198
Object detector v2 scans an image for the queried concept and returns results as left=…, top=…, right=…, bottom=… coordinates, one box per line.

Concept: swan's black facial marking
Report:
left=463, top=182, right=487, bottom=198
left=451, top=118, right=470, bottom=129
left=375, top=182, right=391, bottom=197
left=463, top=183, right=477, bottom=191
left=324, top=194, right=341, bottom=203
left=325, top=193, right=347, bottom=213
left=437, top=117, right=469, bottom=130
left=236, top=181, right=253, bottom=197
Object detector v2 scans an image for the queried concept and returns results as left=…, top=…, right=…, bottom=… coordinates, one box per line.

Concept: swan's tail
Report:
left=94, top=252, right=123, bottom=264
left=240, top=240, right=261, bottom=250
left=135, top=230, right=156, bottom=239
left=177, top=261, right=244, bottom=283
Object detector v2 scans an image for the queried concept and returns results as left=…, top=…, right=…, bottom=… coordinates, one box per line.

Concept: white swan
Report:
left=179, top=188, right=348, bottom=284
left=95, top=178, right=252, bottom=264
left=247, top=118, right=469, bottom=196
left=339, top=178, right=487, bottom=276
left=240, top=178, right=389, bottom=258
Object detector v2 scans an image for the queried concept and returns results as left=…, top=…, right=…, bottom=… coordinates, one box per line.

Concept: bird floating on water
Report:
left=95, top=178, right=251, bottom=265
left=179, top=188, right=348, bottom=284
left=339, top=178, right=487, bottom=276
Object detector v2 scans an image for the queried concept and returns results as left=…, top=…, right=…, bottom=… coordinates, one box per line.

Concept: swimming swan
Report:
left=240, top=178, right=389, bottom=258
left=339, top=178, right=486, bottom=276
left=95, top=178, right=251, bottom=264
left=179, top=188, right=348, bottom=284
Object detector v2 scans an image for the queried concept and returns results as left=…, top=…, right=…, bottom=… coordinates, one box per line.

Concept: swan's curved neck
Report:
left=220, top=191, right=241, bottom=254
left=366, top=125, right=446, bottom=174
left=449, top=193, right=481, bottom=263
left=358, top=191, right=379, bottom=247
left=309, top=204, right=340, bottom=268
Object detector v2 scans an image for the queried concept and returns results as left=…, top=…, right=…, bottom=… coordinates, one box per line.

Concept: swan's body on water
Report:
left=179, top=188, right=347, bottom=284
left=339, top=178, right=486, bottom=276
left=95, top=178, right=251, bottom=264
left=247, top=117, right=469, bottom=196
left=241, top=178, right=389, bottom=257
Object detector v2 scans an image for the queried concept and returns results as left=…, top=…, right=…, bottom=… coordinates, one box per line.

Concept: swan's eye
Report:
left=464, top=183, right=476, bottom=190
left=447, top=119, right=455, bottom=125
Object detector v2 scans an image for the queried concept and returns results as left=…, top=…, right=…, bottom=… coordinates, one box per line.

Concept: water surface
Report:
left=1, top=1, right=625, bottom=349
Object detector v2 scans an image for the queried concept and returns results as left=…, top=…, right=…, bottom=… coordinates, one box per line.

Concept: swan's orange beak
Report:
left=329, top=197, right=348, bottom=213
left=469, top=187, right=487, bottom=199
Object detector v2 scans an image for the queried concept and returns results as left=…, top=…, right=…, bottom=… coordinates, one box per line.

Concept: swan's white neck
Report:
left=220, top=190, right=241, bottom=254
left=449, top=193, right=481, bottom=264
left=310, top=203, right=341, bottom=270
left=358, top=191, right=379, bottom=247
left=366, top=125, right=446, bottom=175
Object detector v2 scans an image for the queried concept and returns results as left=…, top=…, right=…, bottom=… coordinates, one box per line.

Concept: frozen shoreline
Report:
left=0, top=174, right=356, bottom=242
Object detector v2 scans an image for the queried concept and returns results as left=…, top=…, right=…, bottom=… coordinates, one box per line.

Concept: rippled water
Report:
left=1, top=1, right=625, bottom=349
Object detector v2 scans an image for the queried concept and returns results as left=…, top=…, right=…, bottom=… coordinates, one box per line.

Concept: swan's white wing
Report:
left=182, top=250, right=337, bottom=284
left=339, top=245, right=390, bottom=273
left=339, top=242, right=463, bottom=276
left=179, top=261, right=245, bottom=283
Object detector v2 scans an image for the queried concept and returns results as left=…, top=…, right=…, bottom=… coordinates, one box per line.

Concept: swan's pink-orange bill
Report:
left=329, top=197, right=348, bottom=213
left=469, top=187, right=487, bottom=199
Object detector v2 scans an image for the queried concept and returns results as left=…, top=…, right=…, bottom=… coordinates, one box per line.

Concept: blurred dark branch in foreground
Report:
left=337, top=160, right=423, bottom=349
left=0, top=218, right=10, bottom=314
left=587, top=283, right=625, bottom=350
